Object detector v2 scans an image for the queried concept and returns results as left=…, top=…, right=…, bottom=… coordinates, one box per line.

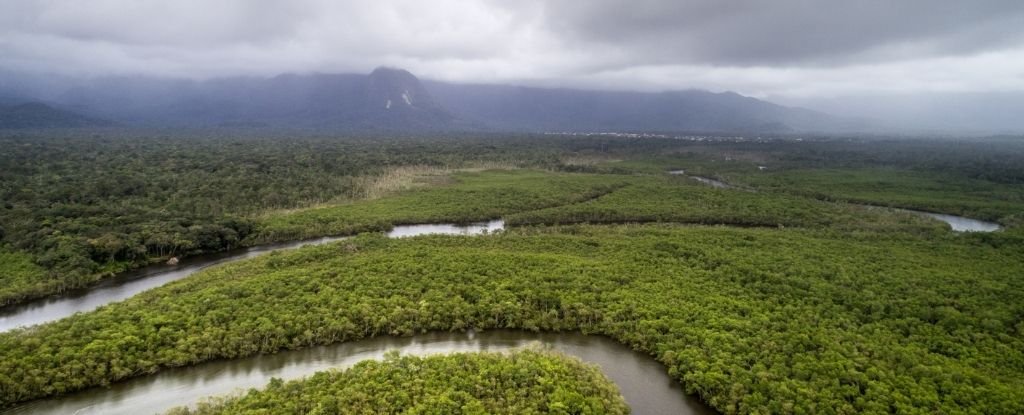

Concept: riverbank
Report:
left=2, top=224, right=1021, bottom=413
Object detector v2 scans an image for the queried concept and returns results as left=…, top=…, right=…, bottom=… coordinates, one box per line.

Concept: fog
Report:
left=2, top=1, right=1024, bottom=132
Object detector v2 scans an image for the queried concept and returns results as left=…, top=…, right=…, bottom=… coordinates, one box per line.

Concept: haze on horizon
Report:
left=3, top=0, right=1024, bottom=132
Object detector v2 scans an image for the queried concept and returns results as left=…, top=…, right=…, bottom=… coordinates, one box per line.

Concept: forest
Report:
left=1, top=223, right=1022, bottom=413
left=4, top=131, right=1023, bottom=306
left=0, top=130, right=669, bottom=305
left=164, top=349, right=629, bottom=415
left=1, top=131, right=1024, bottom=414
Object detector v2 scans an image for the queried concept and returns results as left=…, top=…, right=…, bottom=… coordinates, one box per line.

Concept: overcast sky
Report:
left=2, top=0, right=1023, bottom=100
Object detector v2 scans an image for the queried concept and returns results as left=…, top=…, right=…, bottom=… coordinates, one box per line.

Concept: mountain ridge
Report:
left=0, top=102, right=113, bottom=129
left=0, top=68, right=850, bottom=132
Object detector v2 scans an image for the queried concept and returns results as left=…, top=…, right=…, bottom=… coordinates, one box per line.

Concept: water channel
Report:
left=0, top=221, right=505, bottom=332
left=3, top=330, right=714, bottom=415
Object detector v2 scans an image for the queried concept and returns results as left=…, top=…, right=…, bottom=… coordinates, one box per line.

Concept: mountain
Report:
left=775, top=92, right=1024, bottom=134
left=0, top=102, right=112, bottom=129
left=362, top=67, right=458, bottom=129
left=423, top=82, right=846, bottom=132
left=47, top=68, right=460, bottom=130
left=1, top=68, right=847, bottom=132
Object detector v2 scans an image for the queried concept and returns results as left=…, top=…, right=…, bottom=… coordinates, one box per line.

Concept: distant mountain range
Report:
left=0, top=102, right=112, bottom=129
left=0, top=67, right=855, bottom=132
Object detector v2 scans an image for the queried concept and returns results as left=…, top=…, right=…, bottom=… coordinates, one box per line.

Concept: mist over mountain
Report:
left=775, top=92, right=1024, bottom=134
left=1, top=2, right=1022, bottom=134
left=0, top=102, right=112, bottom=129
left=424, top=81, right=855, bottom=133
left=0, top=67, right=853, bottom=133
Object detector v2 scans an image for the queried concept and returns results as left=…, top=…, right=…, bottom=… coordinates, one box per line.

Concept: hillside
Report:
left=3, top=68, right=848, bottom=132
left=0, top=102, right=111, bottom=129
left=424, top=81, right=846, bottom=132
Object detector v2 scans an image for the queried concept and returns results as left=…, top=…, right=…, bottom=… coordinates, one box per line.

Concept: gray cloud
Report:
left=1, top=0, right=1023, bottom=99
left=540, top=0, right=1024, bottom=66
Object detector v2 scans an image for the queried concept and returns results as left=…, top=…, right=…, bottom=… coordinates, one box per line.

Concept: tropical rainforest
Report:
left=164, top=349, right=629, bottom=415
left=1, top=130, right=1023, bottom=414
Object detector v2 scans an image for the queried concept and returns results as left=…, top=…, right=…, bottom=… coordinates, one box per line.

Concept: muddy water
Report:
left=906, top=211, right=1001, bottom=232
left=3, top=330, right=715, bottom=415
left=0, top=221, right=505, bottom=332
left=667, top=170, right=731, bottom=189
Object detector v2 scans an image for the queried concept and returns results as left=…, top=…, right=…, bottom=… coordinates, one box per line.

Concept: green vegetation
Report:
left=3, top=132, right=1024, bottom=414
left=0, top=250, right=47, bottom=303
left=505, top=174, right=944, bottom=233
left=0, top=131, right=647, bottom=305
left=2, top=224, right=1022, bottom=413
left=165, top=349, right=629, bottom=415
left=612, top=138, right=1024, bottom=226
left=4, top=132, right=1022, bottom=306
left=732, top=169, right=1024, bottom=224
left=251, top=170, right=628, bottom=243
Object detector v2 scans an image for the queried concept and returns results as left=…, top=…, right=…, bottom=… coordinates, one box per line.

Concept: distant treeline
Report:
left=760, top=137, right=1024, bottom=184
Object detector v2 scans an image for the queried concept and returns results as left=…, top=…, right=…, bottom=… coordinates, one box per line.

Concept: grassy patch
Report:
left=506, top=174, right=944, bottom=233
left=250, top=170, right=629, bottom=242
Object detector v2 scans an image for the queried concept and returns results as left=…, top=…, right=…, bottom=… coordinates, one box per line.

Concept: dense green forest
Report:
left=250, top=170, right=628, bottom=243
left=5, top=131, right=1022, bottom=307
left=503, top=174, right=945, bottom=233
left=2, top=131, right=1024, bottom=413
left=164, top=349, right=628, bottom=415
left=0, top=130, right=671, bottom=305
left=1, top=224, right=1022, bottom=413
left=613, top=156, right=1024, bottom=225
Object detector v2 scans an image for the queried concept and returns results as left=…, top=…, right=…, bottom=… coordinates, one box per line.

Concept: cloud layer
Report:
left=2, top=0, right=1023, bottom=98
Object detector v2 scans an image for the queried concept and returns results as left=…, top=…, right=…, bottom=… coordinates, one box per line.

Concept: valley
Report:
left=4, top=3, right=1024, bottom=414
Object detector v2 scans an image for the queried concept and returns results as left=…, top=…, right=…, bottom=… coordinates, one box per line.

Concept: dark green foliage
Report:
left=0, top=131, right=618, bottom=305
left=1, top=225, right=1021, bottom=413
left=251, top=170, right=629, bottom=242
left=505, top=174, right=946, bottom=234
left=5, top=131, right=1020, bottom=307
left=165, top=349, right=629, bottom=415
left=2, top=131, right=1024, bottom=414
left=731, top=168, right=1024, bottom=223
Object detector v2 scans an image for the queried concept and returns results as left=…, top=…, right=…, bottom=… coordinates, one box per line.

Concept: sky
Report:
left=1, top=0, right=1023, bottom=103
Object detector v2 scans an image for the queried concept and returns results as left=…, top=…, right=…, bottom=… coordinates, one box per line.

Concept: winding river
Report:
left=667, top=170, right=731, bottom=189
left=0, top=220, right=505, bottom=332
left=0, top=207, right=998, bottom=413
left=898, top=210, right=1002, bottom=232
left=666, top=170, right=1002, bottom=232
left=2, top=330, right=715, bottom=415
left=0, top=218, right=719, bottom=413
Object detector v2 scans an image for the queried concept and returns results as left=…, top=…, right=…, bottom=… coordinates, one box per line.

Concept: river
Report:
left=904, top=211, right=1002, bottom=232
left=0, top=220, right=505, bottom=332
left=667, top=170, right=731, bottom=189
left=2, top=330, right=715, bottom=415
left=666, top=170, right=1001, bottom=232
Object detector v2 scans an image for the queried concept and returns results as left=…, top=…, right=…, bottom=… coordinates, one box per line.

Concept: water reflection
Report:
left=3, top=331, right=714, bottom=415
left=667, top=170, right=731, bottom=189
left=0, top=221, right=505, bottom=332
left=691, top=177, right=730, bottom=189
left=387, top=220, right=505, bottom=238
left=862, top=205, right=1002, bottom=232
left=912, top=211, right=1001, bottom=232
